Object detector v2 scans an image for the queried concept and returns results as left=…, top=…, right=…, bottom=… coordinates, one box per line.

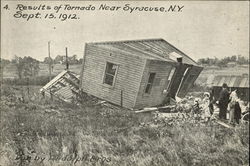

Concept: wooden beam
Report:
left=216, top=120, right=234, bottom=129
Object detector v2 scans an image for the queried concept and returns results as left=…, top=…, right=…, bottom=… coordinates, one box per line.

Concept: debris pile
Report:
left=149, top=94, right=249, bottom=127
left=40, top=70, right=80, bottom=103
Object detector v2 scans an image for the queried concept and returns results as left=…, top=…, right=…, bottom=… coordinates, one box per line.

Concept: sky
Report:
left=1, top=1, right=249, bottom=61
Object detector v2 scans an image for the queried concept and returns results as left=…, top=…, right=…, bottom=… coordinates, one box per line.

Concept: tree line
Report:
left=1, top=54, right=248, bottom=79
left=1, top=54, right=82, bottom=79
left=197, top=55, right=249, bottom=66
left=1, top=56, right=40, bottom=79
left=43, top=55, right=83, bottom=65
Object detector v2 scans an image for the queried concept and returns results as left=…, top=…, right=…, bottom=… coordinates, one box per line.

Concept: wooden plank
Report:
left=216, top=120, right=234, bottom=129
left=135, top=107, right=158, bottom=113
left=41, top=70, right=67, bottom=91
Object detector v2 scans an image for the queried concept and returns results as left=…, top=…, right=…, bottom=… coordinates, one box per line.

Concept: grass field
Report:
left=1, top=63, right=249, bottom=165
left=2, top=63, right=82, bottom=79
left=0, top=85, right=249, bottom=166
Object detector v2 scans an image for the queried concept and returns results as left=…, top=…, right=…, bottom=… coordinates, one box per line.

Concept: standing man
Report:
left=208, top=87, right=215, bottom=115
left=217, top=83, right=230, bottom=120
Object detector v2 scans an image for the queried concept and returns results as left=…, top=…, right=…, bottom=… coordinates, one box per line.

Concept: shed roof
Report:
left=88, top=38, right=198, bottom=66
left=40, top=70, right=80, bottom=102
left=213, top=75, right=249, bottom=88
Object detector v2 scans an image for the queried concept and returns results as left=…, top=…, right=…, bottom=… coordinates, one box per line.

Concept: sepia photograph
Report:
left=0, top=1, right=249, bottom=166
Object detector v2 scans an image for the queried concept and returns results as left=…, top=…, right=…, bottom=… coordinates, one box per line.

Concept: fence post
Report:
left=120, top=90, right=123, bottom=107
left=50, top=89, right=53, bottom=101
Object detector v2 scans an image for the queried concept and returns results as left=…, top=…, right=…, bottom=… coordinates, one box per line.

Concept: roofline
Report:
left=86, top=38, right=165, bottom=45
left=86, top=38, right=199, bottom=66
left=160, top=40, right=198, bottom=65
left=88, top=43, right=175, bottom=63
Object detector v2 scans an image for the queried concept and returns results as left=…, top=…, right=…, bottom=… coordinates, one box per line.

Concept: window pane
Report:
left=145, top=84, right=151, bottom=93
left=145, top=73, right=156, bottom=94
left=148, top=73, right=156, bottom=83
left=104, top=74, right=114, bottom=86
left=106, top=62, right=117, bottom=75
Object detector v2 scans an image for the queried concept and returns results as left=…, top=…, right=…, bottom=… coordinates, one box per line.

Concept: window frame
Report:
left=144, top=72, right=156, bottom=94
left=103, top=61, right=119, bottom=87
left=165, top=67, right=176, bottom=92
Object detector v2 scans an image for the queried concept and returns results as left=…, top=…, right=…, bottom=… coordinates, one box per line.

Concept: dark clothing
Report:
left=193, top=103, right=200, bottom=114
left=218, top=88, right=230, bottom=120
left=209, top=103, right=214, bottom=115
left=209, top=89, right=215, bottom=115
left=219, top=104, right=227, bottom=119
left=234, top=102, right=241, bottom=124
left=209, top=89, right=215, bottom=103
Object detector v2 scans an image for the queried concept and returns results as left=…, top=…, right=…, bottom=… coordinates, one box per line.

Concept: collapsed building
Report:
left=40, top=39, right=203, bottom=109
left=79, top=38, right=203, bottom=109
left=40, top=70, right=80, bottom=102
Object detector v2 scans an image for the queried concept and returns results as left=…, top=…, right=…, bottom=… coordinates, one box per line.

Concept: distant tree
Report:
left=197, top=55, right=249, bottom=67
left=68, top=55, right=78, bottom=64
left=0, top=58, right=11, bottom=69
left=54, top=55, right=64, bottom=64
left=237, top=55, right=249, bottom=65
left=197, top=58, right=208, bottom=65
left=13, top=56, right=40, bottom=79
left=230, top=55, right=237, bottom=62
left=78, top=58, right=83, bottom=64
left=43, top=57, right=53, bottom=64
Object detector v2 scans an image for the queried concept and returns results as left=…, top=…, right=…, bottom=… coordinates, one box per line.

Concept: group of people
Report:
left=208, top=83, right=242, bottom=125
left=216, top=83, right=242, bottom=124
left=192, top=83, right=245, bottom=125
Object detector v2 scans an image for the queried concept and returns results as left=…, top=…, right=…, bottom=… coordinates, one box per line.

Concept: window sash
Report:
left=104, top=74, right=114, bottom=86
left=145, top=73, right=156, bottom=94
left=103, top=62, right=118, bottom=86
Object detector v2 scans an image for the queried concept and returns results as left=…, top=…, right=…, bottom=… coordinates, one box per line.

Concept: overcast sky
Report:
left=1, top=1, right=249, bottom=61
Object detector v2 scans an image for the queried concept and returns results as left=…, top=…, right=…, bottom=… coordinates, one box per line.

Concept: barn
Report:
left=212, top=74, right=249, bottom=101
left=80, top=38, right=203, bottom=109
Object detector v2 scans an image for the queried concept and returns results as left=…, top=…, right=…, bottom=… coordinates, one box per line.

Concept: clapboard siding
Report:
left=134, top=59, right=174, bottom=108
left=81, top=44, right=146, bottom=108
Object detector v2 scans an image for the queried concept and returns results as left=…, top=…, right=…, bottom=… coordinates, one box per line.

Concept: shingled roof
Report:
left=88, top=38, right=198, bottom=66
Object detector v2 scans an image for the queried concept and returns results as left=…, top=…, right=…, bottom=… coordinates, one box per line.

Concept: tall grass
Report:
left=0, top=85, right=249, bottom=166
left=1, top=75, right=56, bottom=86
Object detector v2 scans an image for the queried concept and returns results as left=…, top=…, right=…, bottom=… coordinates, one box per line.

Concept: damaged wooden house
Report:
left=79, top=38, right=203, bottom=109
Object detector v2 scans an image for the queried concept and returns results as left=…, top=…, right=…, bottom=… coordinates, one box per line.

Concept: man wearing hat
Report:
left=217, top=83, right=230, bottom=120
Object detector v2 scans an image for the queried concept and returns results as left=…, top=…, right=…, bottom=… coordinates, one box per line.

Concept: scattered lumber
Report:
left=216, top=120, right=234, bottom=129
left=135, top=107, right=158, bottom=113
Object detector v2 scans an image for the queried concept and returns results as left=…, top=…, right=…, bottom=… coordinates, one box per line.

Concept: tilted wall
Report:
left=81, top=44, right=146, bottom=108
left=134, top=59, right=174, bottom=108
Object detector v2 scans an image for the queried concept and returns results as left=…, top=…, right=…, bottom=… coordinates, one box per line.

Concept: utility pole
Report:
left=48, top=41, right=52, bottom=81
left=65, top=47, right=69, bottom=70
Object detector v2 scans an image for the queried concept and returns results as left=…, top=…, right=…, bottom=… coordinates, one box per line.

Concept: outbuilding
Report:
left=80, top=38, right=203, bottom=109
left=212, top=74, right=249, bottom=101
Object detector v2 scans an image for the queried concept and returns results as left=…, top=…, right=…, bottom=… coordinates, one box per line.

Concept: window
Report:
left=145, top=73, right=156, bottom=94
left=103, top=62, right=118, bottom=86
